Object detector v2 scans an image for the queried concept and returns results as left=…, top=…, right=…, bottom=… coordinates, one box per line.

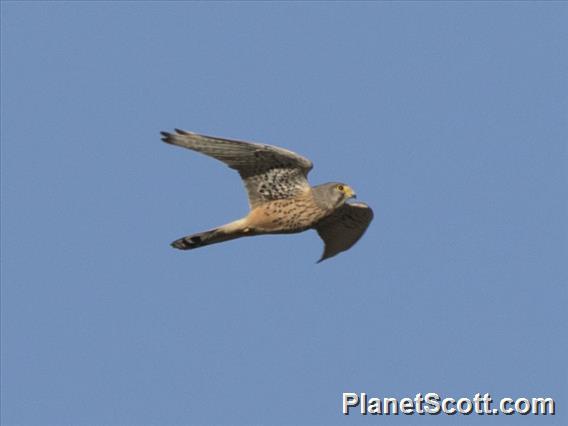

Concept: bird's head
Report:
left=313, top=182, right=357, bottom=210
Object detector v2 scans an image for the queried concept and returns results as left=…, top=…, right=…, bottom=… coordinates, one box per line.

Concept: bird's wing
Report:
left=315, top=202, right=374, bottom=262
left=161, top=129, right=313, bottom=208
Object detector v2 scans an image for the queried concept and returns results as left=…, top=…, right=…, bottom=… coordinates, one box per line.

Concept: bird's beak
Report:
left=346, top=186, right=356, bottom=199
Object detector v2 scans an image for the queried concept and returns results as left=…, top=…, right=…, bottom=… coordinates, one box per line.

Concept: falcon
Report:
left=161, top=129, right=374, bottom=262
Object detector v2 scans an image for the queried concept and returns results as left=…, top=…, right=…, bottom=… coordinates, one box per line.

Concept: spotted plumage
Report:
left=161, top=129, right=373, bottom=262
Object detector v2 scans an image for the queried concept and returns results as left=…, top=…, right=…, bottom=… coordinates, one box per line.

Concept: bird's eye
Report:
left=337, top=185, right=344, bottom=191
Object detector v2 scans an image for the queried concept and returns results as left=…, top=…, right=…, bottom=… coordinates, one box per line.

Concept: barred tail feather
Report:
left=170, top=219, right=249, bottom=250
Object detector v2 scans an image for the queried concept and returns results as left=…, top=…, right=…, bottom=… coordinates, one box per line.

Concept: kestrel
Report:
left=161, top=129, right=374, bottom=262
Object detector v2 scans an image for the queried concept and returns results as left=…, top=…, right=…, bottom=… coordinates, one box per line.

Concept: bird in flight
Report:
left=161, top=129, right=373, bottom=262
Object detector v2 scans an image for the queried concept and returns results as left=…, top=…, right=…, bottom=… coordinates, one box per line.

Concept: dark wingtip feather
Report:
left=160, top=131, right=174, bottom=144
left=174, top=128, right=190, bottom=135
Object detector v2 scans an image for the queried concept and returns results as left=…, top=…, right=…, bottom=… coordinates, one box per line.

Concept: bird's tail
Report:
left=170, top=219, right=248, bottom=250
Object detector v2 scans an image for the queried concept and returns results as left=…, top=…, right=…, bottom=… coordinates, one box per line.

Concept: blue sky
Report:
left=1, top=2, right=566, bottom=425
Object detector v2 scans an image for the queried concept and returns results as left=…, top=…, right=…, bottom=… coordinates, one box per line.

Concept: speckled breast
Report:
left=246, top=195, right=332, bottom=234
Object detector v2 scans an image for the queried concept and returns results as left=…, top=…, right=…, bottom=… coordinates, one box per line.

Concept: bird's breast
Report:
left=245, top=196, right=329, bottom=234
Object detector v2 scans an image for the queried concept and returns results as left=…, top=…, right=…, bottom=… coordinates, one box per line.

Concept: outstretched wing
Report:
left=315, top=202, right=374, bottom=262
left=161, top=129, right=314, bottom=208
